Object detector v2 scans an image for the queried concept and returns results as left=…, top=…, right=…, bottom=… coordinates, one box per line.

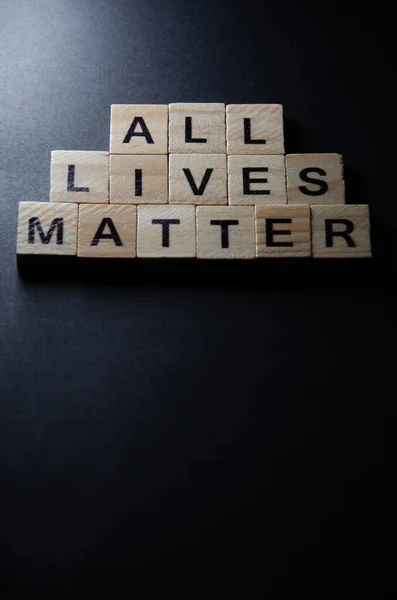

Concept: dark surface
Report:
left=0, top=0, right=395, bottom=596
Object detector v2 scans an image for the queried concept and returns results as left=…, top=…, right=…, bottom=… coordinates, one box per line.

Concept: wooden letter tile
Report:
left=286, top=154, right=345, bottom=205
left=169, top=103, right=226, bottom=154
left=226, top=104, right=284, bottom=155
left=50, top=151, right=109, bottom=204
left=110, top=104, right=168, bottom=154
left=228, top=155, right=287, bottom=206
left=78, top=205, right=137, bottom=258
left=196, top=206, right=255, bottom=259
left=169, top=154, right=227, bottom=205
left=256, top=205, right=311, bottom=258
left=110, top=155, right=168, bottom=204
left=311, top=205, right=371, bottom=258
left=137, top=205, right=196, bottom=258
left=17, top=202, right=78, bottom=256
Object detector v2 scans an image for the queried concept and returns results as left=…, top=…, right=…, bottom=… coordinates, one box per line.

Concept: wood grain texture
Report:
left=110, top=154, right=168, bottom=204
left=78, top=205, right=137, bottom=258
left=137, top=205, right=196, bottom=258
left=311, top=204, right=371, bottom=258
left=286, top=153, right=345, bottom=205
left=169, top=154, right=227, bottom=205
left=256, top=205, right=311, bottom=257
left=228, top=155, right=287, bottom=206
left=17, top=202, right=78, bottom=256
left=226, top=104, right=284, bottom=155
left=169, top=103, right=226, bottom=154
left=50, top=151, right=109, bottom=204
left=196, top=206, right=255, bottom=259
left=110, top=104, right=168, bottom=154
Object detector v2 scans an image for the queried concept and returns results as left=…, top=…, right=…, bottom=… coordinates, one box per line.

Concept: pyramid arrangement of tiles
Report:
left=16, top=104, right=371, bottom=259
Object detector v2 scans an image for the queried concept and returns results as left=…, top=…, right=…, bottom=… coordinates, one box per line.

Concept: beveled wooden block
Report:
left=110, top=155, right=168, bottom=204
left=169, top=103, right=226, bottom=154
left=17, top=202, right=78, bottom=256
left=286, top=154, right=345, bottom=205
left=226, top=104, right=284, bottom=155
left=311, top=205, right=371, bottom=258
left=110, top=104, right=168, bottom=154
left=78, top=205, right=137, bottom=258
left=137, top=205, right=196, bottom=257
left=169, top=154, right=227, bottom=205
left=50, top=151, right=109, bottom=204
left=228, top=155, right=287, bottom=206
left=256, top=205, right=311, bottom=258
left=196, top=206, right=255, bottom=259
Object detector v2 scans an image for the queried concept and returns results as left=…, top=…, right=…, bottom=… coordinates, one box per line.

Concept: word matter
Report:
left=16, top=104, right=371, bottom=259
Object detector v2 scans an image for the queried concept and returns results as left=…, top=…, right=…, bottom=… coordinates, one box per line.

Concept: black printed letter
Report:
left=28, top=218, right=64, bottom=245
left=152, top=219, right=180, bottom=247
left=135, top=169, right=143, bottom=196
left=123, top=117, right=154, bottom=144
left=266, top=219, right=293, bottom=247
left=325, top=219, right=356, bottom=248
left=242, top=167, right=269, bottom=195
left=90, top=218, right=123, bottom=246
left=185, top=117, right=207, bottom=144
left=210, top=220, right=239, bottom=248
left=298, top=168, right=328, bottom=196
left=183, top=168, right=213, bottom=195
left=67, top=165, right=89, bottom=192
left=244, top=118, right=266, bottom=145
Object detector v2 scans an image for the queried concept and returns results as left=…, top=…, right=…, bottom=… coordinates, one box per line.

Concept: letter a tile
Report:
left=110, top=105, right=168, bottom=154
left=78, top=205, right=137, bottom=258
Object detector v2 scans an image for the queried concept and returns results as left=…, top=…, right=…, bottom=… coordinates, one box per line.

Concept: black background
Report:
left=0, top=0, right=395, bottom=596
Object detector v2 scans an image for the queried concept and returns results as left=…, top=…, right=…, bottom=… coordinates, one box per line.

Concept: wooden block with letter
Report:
left=228, top=155, right=287, bottom=206
left=311, top=204, right=371, bottom=258
left=110, top=104, right=168, bottom=154
left=286, top=154, right=345, bottom=205
left=169, top=154, right=227, bottom=205
left=196, top=206, right=255, bottom=259
left=137, top=205, right=196, bottom=257
left=226, top=104, right=284, bottom=155
left=169, top=103, right=226, bottom=154
left=110, top=155, right=168, bottom=204
left=17, top=201, right=78, bottom=256
left=255, top=205, right=311, bottom=257
left=50, top=151, right=109, bottom=204
left=78, top=205, right=137, bottom=258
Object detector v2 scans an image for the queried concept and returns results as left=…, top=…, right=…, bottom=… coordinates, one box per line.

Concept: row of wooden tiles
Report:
left=110, top=103, right=284, bottom=155
left=17, top=202, right=371, bottom=259
left=51, top=151, right=345, bottom=206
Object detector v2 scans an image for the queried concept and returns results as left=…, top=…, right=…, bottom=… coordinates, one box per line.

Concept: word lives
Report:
left=16, top=104, right=372, bottom=259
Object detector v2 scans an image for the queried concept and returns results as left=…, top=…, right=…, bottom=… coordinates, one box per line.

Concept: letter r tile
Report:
left=311, top=205, right=371, bottom=258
